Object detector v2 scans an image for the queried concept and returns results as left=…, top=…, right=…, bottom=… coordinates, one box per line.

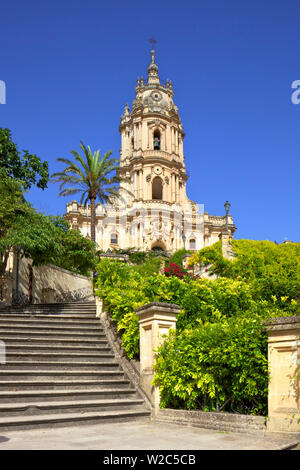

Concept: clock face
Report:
left=150, top=91, right=162, bottom=102
left=154, top=166, right=162, bottom=175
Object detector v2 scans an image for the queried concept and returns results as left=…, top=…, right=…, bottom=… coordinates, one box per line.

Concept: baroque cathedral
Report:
left=65, top=49, right=236, bottom=252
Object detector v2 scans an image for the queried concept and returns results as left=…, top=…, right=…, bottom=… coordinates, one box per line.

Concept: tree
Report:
left=0, top=174, right=62, bottom=275
left=0, top=176, right=97, bottom=277
left=50, top=217, right=97, bottom=276
left=0, top=128, right=49, bottom=190
left=51, top=142, right=130, bottom=242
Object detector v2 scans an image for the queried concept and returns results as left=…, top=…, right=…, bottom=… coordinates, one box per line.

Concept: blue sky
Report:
left=1, top=0, right=299, bottom=242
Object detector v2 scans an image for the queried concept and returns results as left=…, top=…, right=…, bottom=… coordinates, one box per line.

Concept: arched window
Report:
left=153, top=129, right=161, bottom=150
left=110, top=233, right=118, bottom=245
left=152, top=246, right=164, bottom=252
left=131, top=137, right=134, bottom=151
left=189, top=239, right=196, bottom=250
left=152, top=177, right=163, bottom=200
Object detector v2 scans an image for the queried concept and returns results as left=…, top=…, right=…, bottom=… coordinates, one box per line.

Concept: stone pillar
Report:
left=172, top=173, right=175, bottom=203
left=159, top=259, right=166, bottom=274
left=41, top=288, right=56, bottom=304
left=134, top=123, right=137, bottom=150
left=95, top=296, right=104, bottom=319
left=171, top=127, right=175, bottom=153
left=135, top=302, right=181, bottom=412
left=182, top=253, right=193, bottom=270
left=266, top=316, right=300, bottom=434
left=139, top=170, right=142, bottom=199
left=219, top=232, right=234, bottom=260
left=0, top=274, right=13, bottom=306
left=134, top=171, right=137, bottom=200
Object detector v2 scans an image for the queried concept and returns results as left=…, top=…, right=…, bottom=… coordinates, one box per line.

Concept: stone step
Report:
left=0, top=361, right=120, bottom=370
left=2, top=302, right=96, bottom=309
left=0, top=377, right=135, bottom=392
left=1, top=312, right=97, bottom=318
left=0, top=337, right=108, bottom=347
left=0, top=409, right=150, bottom=431
left=0, top=306, right=97, bottom=314
left=0, top=370, right=125, bottom=381
left=4, top=353, right=115, bottom=362
left=4, top=344, right=111, bottom=353
left=0, top=398, right=145, bottom=418
left=0, top=330, right=105, bottom=339
left=0, top=302, right=150, bottom=431
left=0, top=309, right=97, bottom=315
left=0, top=313, right=97, bottom=318
left=0, top=318, right=101, bottom=327
left=0, top=323, right=102, bottom=332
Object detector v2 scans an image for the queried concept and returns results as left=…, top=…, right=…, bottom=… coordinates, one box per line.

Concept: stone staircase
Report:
left=0, top=301, right=151, bottom=431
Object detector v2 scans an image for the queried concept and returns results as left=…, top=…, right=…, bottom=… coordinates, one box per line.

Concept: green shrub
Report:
left=95, top=259, right=149, bottom=358
left=95, top=241, right=299, bottom=414
left=168, top=249, right=191, bottom=268
left=132, top=254, right=162, bottom=277
left=190, top=240, right=300, bottom=305
left=153, top=315, right=269, bottom=415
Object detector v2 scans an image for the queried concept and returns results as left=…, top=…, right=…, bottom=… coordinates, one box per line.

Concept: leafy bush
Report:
left=132, top=253, right=162, bottom=277
left=95, top=259, right=149, bottom=358
left=189, top=239, right=300, bottom=306
left=168, top=249, right=191, bottom=267
left=153, top=315, right=269, bottom=415
left=95, top=241, right=299, bottom=414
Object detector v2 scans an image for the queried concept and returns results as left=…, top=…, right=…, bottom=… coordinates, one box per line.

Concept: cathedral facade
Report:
left=65, top=50, right=236, bottom=252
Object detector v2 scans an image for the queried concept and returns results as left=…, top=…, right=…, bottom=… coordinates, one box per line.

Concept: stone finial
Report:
left=123, top=103, right=130, bottom=117
left=147, top=49, right=160, bottom=85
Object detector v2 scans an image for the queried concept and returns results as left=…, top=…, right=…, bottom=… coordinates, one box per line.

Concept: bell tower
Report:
left=118, top=48, right=189, bottom=206
left=65, top=47, right=236, bottom=253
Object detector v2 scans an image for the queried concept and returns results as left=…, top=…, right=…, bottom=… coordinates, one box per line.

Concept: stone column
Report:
left=135, top=302, right=181, bottom=412
left=171, top=173, right=175, bottom=203
left=134, top=123, right=137, bottom=150
left=265, top=316, right=300, bottom=434
left=219, top=232, right=234, bottom=260
left=140, top=170, right=143, bottom=200
left=171, top=127, right=175, bottom=153
left=136, top=123, right=140, bottom=149
left=166, top=125, right=170, bottom=152
left=134, top=171, right=138, bottom=200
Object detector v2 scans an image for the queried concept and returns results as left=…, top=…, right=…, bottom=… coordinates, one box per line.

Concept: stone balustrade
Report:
left=133, top=302, right=300, bottom=435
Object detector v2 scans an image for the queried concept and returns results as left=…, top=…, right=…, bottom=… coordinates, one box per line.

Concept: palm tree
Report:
left=51, top=142, right=129, bottom=243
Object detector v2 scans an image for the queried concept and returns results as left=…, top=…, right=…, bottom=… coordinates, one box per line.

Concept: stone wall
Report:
left=155, top=408, right=266, bottom=435
left=9, top=253, right=92, bottom=305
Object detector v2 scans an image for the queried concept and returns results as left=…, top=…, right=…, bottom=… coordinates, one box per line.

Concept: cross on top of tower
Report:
left=148, top=36, right=157, bottom=49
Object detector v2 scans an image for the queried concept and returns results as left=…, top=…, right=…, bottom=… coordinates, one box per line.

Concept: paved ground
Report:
left=0, top=419, right=299, bottom=450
